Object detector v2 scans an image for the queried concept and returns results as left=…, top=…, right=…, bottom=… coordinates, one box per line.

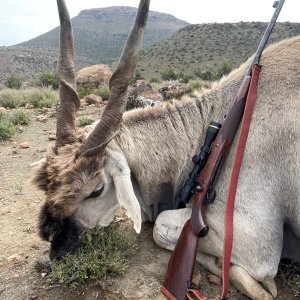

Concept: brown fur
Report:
left=33, top=144, right=105, bottom=218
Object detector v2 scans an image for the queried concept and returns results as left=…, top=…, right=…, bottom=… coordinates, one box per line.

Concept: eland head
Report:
left=33, top=0, right=150, bottom=259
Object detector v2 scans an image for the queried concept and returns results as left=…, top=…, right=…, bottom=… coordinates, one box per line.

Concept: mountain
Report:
left=0, top=7, right=188, bottom=84
left=21, top=6, right=188, bottom=65
left=137, top=22, right=300, bottom=79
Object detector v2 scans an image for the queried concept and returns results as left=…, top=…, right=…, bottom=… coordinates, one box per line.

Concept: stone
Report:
left=25, top=103, right=34, bottom=109
left=76, top=64, right=112, bottom=89
left=207, top=274, right=221, bottom=285
left=128, top=80, right=163, bottom=101
left=36, top=115, right=48, bottom=122
left=47, top=134, right=56, bottom=141
left=192, top=270, right=202, bottom=286
left=7, top=253, right=22, bottom=263
left=85, top=94, right=103, bottom=105
left=0, top=107, right=8, bottom=112
left=159, top=82, right=189, bottom=100
left=127, top=80, right=163, bottom=110
left=20, top=142, right=30, bottom=149
left=80, top=99, right=87, bottom=106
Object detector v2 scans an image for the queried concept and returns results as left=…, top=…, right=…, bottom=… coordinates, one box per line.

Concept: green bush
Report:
left=48, top=222, right=137, bottom=287
left=0, top=88, right=58, bottom=108
left=4, top=74, right=23, bottom=89
left=0, top=112, right=15, bottom=140
left=178, top=73, right=193, bottom=83
left=23, top=88, right=58, bottom=108
left=0, top=89, right=21, bottom=108
left=188, top=79, right=204, bottom=93
left=161, top=68, right=178, bottom=81
left=129, top=70, right=144, bottom=85
left=194, top=69, right=214, bottom=81
left=10, top=110, right=31, bottom=125
left=77, top=87, right=92, bottom=99
left=78, top=117, right=94, bottom=127
left=215, top=59, right=234, bottom=79
left=149, top=77, right=160, bottom=84
left=96, top=84, right=110, bottom=101
left=37, top=71, right=59, bottom=89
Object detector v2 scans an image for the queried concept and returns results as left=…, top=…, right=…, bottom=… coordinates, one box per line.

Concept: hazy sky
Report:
left=0, top=0, right=299, bottom=46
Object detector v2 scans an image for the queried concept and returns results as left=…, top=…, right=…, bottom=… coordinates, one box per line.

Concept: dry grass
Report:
left=0, top=88, right=58, bottom=109
left=277, top=260, right=300, bottom=298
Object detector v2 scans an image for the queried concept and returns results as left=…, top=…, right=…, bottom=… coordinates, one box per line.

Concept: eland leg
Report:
left=230, top=265, right=275, bottom=300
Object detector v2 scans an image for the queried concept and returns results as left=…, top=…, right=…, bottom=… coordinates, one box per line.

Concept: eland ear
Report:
left=113, top=174, right=142, bottom=233
left=106, top=147, right=142, bottom=233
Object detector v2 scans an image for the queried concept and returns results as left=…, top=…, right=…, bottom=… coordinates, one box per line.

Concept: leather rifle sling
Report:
left=187, top=64, right=261, bottom=300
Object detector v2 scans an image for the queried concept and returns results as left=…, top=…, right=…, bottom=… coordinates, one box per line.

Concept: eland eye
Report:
left=88, top=186, right=104, bottom=199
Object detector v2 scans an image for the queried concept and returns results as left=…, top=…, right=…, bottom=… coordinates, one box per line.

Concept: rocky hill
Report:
left=1, top=16, right=300, bottom=85
left=137, top=22, right=300, bottom=79
left=0, top=7, right=188, bottom=84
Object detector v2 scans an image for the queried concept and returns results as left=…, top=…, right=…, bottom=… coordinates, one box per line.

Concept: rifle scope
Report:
left=176, top=121, right=221, bottom=209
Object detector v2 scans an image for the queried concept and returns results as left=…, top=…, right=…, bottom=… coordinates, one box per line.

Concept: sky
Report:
left=0, top=0, right=299, bottom=46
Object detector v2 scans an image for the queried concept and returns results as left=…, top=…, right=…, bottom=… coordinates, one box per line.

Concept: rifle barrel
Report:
left=247, top=0, right=285, bottom=75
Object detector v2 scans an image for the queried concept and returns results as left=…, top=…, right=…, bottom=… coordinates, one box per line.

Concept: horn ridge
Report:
left=55, top=0, right=81, bottom=150
left=80, top=0, right=151, bottom=157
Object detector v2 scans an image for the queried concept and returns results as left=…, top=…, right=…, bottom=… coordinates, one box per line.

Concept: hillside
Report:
left=0, top=6, right=188, bottom=84
left=137, top=22, right=300, bottom=79
left=1, top=19, right=300, bottom=85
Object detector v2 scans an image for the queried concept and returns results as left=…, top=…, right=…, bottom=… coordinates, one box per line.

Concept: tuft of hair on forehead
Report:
left=32, top=143, right=104, bottom=194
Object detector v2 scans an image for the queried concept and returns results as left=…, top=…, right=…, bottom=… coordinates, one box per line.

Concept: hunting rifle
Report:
left=162, top=1, right=285, bottom=299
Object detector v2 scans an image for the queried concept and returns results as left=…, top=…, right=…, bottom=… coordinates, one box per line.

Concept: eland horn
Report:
left=79, top=0, right=150, bottom=158
left=55, top=0, right=81, bottom=151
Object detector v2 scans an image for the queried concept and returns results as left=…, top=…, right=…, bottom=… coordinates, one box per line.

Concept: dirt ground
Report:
left=0, top=106, right=298, bottom=300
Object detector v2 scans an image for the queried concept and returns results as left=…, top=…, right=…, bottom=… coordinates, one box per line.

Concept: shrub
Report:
left=4, top=74, right=23, bottom=89
left=215, top=59, right=234, bottom=79
left=96, top=84, right=110, bottom=101
left=0, top=88, right=58, bottom=108
left=149, top=77, right=160, bottom=84
left=48, top=222, right=137, bottom=287
left=10, top=110, right=31, bottom=125
left=161, top=68, right=178, bottom=81
left=194, top=69, right=214, bottom=81
left=0, top=112, right=15, bottom=140
left=129, top=70, right=144, bottom=85
left=78, top=117, right=94, bottom=127
left=188, top=79, right=204, bottom=93
left=0, top=89, right=21, bottom=108
left=178, top=73, right=193, bottom=84
left=37, top=71, right=59, bottom=89
left=21, top=88, right=58, bottom=108
left=77, top=87, right=92, bottom=99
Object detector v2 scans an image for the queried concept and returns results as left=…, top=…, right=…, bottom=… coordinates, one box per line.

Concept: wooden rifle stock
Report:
left=162, top=75, right=252, bottom=300
left=162, top=219, right=198, bottom=300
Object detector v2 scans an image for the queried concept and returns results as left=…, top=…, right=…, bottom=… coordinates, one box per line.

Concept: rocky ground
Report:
left=0, top=105, right=298, bottom=300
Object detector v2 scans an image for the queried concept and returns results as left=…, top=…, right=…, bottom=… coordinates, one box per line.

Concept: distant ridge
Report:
left=1, top=16, right=300, bottom=85
left=20, top=6, right=188, bottom=65
left=0, top=6, right=188, bottom=83
left=137, top=22, right=300, bottom=79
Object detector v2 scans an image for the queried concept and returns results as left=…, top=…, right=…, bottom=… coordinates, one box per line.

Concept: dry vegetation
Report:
left=138, top=22, right=300, bottom=79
